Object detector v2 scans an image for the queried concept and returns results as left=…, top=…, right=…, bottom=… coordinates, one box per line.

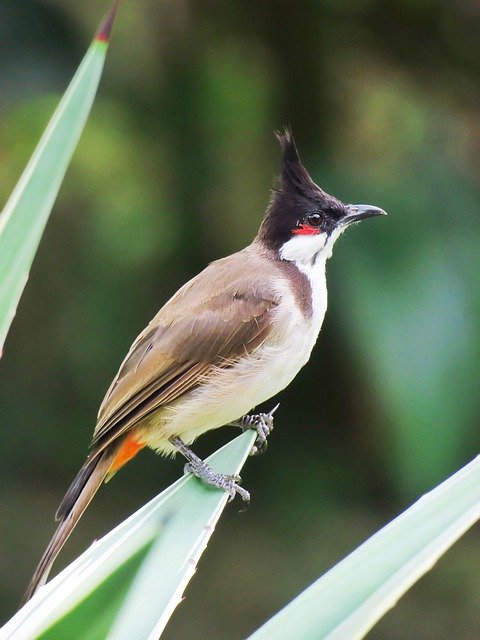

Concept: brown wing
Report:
left=92, top=250, right=279, bottom=452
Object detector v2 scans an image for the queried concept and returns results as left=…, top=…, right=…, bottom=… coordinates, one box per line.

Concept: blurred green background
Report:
left=1, top=1, right=480, bottom=637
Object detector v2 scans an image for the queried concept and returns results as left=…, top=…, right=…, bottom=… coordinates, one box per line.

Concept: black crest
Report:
left=257, top=128, right=345, bottom=252
left=275, top=128, right=327, bottom=199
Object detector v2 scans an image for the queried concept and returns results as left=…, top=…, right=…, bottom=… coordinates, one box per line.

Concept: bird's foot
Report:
left=184, top=460, right=250, bottom=503
left=170, top=436, right=250, bottom=503
left=236, top=403, right=279, bottom=456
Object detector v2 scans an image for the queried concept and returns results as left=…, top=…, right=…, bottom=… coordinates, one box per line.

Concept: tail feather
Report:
left=55, top=453, right=103, bottom=522
left=24, top=448, right=115, bottom=603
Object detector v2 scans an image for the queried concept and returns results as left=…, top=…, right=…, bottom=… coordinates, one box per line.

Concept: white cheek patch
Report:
left=279, top=233, right=328, bottom=263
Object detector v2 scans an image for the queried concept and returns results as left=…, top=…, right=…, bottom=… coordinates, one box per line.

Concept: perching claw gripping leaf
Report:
left=3, top=431, right=256, bottom=640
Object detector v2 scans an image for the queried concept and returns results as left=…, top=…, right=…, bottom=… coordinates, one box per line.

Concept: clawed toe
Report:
left=238, top=403, right=279, bottom=456
left=184, top=461, right=249, bottom=503
left=250, top=440, right=267, bottom=456
left=173, top=436, right=250, bottom=504
left=225, top=477, right=250, bottom=503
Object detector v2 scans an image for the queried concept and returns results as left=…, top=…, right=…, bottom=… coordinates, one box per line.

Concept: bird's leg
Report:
left=170, top=436, right=250, bottom=503
left=232, top=403, right=279, bottom=456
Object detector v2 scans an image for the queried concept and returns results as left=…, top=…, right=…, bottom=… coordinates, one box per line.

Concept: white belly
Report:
left=146, top=260, right=328, bottom=455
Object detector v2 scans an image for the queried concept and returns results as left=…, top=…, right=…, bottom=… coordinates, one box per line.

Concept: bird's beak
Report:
left=341, top=204, right=387, bottom=227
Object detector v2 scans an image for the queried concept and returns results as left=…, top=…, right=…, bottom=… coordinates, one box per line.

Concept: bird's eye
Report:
left=305, top=212, right=322, bottom=227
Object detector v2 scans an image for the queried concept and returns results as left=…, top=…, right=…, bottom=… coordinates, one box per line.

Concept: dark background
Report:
left=1, top=1, right=480, bottom=637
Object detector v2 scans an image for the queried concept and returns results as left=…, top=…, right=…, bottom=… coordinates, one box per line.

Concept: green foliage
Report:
left=0, top=30, right=111, bottom=355
left=3, top=432, right=255, bottom=640
left=5, top=434, right=480, bottom=639
left=38, top=548, right=152, bottom=640
left=248, top=454, right=480, bottom=639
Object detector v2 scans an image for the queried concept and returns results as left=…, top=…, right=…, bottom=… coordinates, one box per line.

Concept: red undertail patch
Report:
left=106, top=435, right=145, bottom=481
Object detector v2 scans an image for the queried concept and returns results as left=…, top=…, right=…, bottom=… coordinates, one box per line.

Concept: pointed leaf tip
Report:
left=95, top=1, right=120, bottom=43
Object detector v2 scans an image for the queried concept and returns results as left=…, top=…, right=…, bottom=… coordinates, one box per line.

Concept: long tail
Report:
left=23, top=447, right=116, bottom=603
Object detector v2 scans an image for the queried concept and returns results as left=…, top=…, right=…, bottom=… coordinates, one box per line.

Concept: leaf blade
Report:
left=247, top=454, right=480, bottom=640
left=3, top=431, right=255, bottom=640
left=0, top=7, right=117, bottom=354
left=106, top=430, right=256, bottom=640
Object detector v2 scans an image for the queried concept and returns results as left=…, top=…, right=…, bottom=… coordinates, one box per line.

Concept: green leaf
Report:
left=2, top=430, right=256, bottom=639
left=247, top=454, right=480, bottom=640
left=106, top=430, right=256, bottom=640
left=38, top=546, right=154, bottom=640
left=0, top=4, right=118, bottom=355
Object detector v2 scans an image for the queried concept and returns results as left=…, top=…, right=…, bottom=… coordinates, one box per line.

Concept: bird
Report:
left=24, top=129, right=386, bottom=601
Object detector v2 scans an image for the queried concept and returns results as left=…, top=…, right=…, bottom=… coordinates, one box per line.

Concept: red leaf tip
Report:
left=95, top=1, right=120, bottom=43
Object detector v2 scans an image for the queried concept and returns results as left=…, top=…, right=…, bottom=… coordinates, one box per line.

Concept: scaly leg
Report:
left=170, top=436, right=250, bottom=503
left=232, top=403, right=279, bottom=456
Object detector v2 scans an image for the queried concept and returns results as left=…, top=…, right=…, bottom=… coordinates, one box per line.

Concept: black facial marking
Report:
left=256, top=128, right=348, bottom=252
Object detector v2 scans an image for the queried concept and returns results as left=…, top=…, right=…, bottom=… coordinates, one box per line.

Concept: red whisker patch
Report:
left=292, top=224, right=321, bottom=236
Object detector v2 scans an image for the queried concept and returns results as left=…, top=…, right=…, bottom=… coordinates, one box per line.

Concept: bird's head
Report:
left=257, top=129, right=386, bottom=263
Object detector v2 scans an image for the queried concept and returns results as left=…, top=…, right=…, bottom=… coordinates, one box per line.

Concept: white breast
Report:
left=148, top=254, right=328, bottom=456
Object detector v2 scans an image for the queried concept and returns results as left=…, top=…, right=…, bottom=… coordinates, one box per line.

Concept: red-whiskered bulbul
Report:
left=25, top=129, right=386, bottom=601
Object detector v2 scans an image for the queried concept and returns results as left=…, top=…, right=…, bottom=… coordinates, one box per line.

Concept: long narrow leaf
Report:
left=106, top=429, right=256, bottom=640
left=3, top=430, right=255, bottom=640
left=248, top=454, right=480, bottom=640
left=0, top=3, right=118, bottom=355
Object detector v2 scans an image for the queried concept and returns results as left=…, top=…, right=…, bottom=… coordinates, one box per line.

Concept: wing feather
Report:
left=92, top=250, right=279, bottom=453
